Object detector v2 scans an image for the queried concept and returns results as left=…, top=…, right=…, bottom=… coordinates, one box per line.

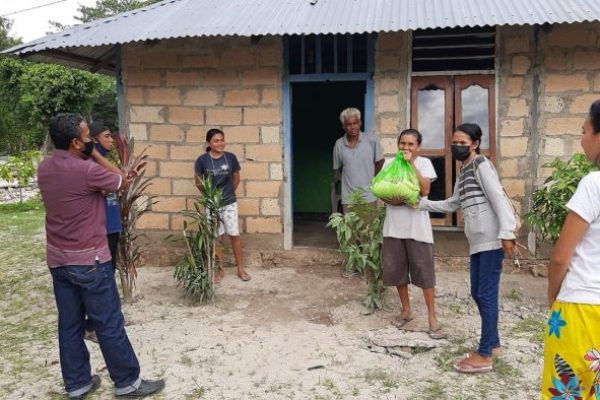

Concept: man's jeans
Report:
left=469, top=249, right=504, bottom=357
left=50, top=261, right=140, bottom=397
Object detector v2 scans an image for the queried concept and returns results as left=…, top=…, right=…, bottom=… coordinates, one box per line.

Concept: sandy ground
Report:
left=2, top=260, right=548, bottom=400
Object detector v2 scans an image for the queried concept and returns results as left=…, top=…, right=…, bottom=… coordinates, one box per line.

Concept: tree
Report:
left=77, top=0, right=161, bottom=23
left=0, top=58, right=108, bottom=154
left=0, top=17, right=21, bottom=51
left=49, top=0, right=161, bottom=31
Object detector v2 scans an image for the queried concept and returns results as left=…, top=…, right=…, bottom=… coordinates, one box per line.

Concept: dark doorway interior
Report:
left=291, top=80, right=366, bottom=247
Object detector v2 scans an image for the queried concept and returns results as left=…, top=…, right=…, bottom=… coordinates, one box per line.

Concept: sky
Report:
left=0, top=0, right=97, bottom=42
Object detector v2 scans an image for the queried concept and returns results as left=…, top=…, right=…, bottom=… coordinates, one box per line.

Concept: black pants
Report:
left=107, top=232, right=120, bottom=267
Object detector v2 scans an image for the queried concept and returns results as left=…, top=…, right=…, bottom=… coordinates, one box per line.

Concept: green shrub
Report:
left=525, top=153, right=598, bottom=243
left=328, top=190, right=386, bottom=310
left=174, top=176, right=223, bottom=303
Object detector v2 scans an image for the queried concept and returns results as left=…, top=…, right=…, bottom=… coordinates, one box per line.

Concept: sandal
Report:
left=453, top=357, right=493, bottom=374
left=428, top=326, right=447, bottom=340
left=238, top=271, right=251, bottom=282
left=391, top=316, right=414, bottom=329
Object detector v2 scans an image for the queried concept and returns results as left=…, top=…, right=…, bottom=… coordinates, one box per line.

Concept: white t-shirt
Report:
left=557, top=171, right=600, bottom=304
left=382, top=156, right=437, bottom=243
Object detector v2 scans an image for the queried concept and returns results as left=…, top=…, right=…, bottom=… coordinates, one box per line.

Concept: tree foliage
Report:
left=49, top=0, right=161, bottom=31
left=0, top=17, right=21, bottom=51
left=77, top=0, right=161, bottom=23
left=0, top=58, right=116, bottom=154
left=0, top=151, right=41, bottom=202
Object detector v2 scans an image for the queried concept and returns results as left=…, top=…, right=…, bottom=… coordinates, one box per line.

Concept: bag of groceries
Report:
left=370, top=151, right=420, bottom=205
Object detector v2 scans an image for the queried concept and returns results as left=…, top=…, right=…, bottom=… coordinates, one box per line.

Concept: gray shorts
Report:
left=382, top=238, right=435, bottom=289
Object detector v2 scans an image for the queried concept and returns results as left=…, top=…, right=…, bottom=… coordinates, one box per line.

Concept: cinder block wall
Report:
left=374, top=31, right=410, bottom=155
left=121, top=36, right=284, bottom=254
left=497, top=22, right=600, bottom=255
left=537, top=23, right=600, bottom=175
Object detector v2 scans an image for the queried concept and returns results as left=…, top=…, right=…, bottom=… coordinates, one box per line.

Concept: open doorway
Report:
left=291, top=80, right=366, bottom=247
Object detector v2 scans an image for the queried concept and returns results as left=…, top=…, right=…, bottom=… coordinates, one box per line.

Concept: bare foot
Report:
left=237, top=271, right=251, bottom=281
left=214, top=268, right=224, bottom=284
left=469, top=346, right=502, bottom=358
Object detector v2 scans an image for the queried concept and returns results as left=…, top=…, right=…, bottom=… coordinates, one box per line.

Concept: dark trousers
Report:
left=86, top=233, right=120, bottom=333
left=470, top=248, right=504, bottom=357
left=107, top=232, right=120, bottom=267
left=50, top=261, right=140, bottom=395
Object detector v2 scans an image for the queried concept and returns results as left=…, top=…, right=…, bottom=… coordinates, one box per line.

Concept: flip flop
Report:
left=428, top=326, right=447, bottom=340
left=391, top=316, right=414, bottom=329
left=238, top=272, right=251, bottom=282
left=453, top=358, right=493, bottom=374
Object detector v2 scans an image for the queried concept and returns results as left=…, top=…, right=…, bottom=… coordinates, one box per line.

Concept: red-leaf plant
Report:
left=113, top=133, right=156, bottom=303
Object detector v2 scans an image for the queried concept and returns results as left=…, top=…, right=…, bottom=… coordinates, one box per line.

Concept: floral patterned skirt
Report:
left=542, top=301, right=600, bottom=399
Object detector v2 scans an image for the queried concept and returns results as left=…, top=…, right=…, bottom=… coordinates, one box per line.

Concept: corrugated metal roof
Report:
left=3, top=0, right=600, bottom=73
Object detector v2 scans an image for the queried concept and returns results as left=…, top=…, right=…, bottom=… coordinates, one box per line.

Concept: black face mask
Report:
left=451, top=144, right=472, bottom=161
left=82, top=140, right=95, bottom=157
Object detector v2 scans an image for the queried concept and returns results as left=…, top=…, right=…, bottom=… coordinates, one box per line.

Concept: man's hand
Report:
left=502, top=239, right=515, bottom=259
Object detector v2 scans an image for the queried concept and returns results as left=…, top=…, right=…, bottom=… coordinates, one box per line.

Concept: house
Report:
left=6, top=0, right=600, bottom=264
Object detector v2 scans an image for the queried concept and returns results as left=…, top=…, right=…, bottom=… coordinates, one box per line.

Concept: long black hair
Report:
left=205, top=128, right=224, bottom=152
left=456, top=123, right=482, bottom=154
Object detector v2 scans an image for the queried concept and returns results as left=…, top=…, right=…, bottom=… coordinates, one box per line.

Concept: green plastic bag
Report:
left=370, top=151, right=420, bottom=205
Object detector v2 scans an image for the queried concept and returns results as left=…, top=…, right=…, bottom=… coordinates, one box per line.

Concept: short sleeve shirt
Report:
left=194, top=152, right=241, bottom=206
left=383, top=156, right=437, bottom=243
left=333, top=132, right=383, bottom=204
left=557, top=171, right=600, bottom=304
left=37, top=150, right=121, bottom=268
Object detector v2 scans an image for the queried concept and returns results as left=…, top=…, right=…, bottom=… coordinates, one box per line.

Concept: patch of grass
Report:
left=0, top=197, right=44, bottom=213
left=362, top=369, right=400, bottom=389
left=511, top=316, right=546, bottom=344
left=506, top=288, right=522, bottom=302
left=434, top=341, right=472, bottom=372
left=411, top=345, right=432, bottom=355
left=493, top=358, right=522, bottom=379
left=419, top=381, right=447, bottom=399
left=180, top=354, right=193, bottom=366
left=184, top=386, right=207, bottom=399
left=0, top=198, right=56, bottom=397
left=447, top=303, right=463, bottom=315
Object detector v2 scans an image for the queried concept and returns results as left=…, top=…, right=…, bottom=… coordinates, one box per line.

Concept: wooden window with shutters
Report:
left=411, top=74, right=496, bottom=227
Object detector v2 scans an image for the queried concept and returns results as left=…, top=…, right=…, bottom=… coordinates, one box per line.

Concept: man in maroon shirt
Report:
left=38, top=114, right=164, bottom=399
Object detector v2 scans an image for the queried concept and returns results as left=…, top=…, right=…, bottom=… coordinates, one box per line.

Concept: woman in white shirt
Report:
left=542, top=100, right=600, bottom=399
left=381, top=129, right=445, bottom=339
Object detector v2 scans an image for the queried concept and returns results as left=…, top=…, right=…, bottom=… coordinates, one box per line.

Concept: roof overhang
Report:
left=3, top=0, right=600, bottom=75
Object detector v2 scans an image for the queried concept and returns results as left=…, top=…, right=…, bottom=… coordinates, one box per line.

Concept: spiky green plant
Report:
left=174, top=176, right=223, bottom=303
left=327, top=190, right=386, bottom=310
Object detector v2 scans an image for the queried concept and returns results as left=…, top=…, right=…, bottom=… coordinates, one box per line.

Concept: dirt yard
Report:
left=1, top=240, right=548, bottom=399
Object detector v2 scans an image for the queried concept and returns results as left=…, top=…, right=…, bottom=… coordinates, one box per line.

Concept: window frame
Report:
left=410, top=74, right=496, bottom=227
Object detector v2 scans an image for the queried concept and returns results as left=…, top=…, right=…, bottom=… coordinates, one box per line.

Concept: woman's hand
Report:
left=502, top=239, right=515, bottom=259
left=382, top=196, right=406, bottom=206
left=402, top=149, right=415, bottom=164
